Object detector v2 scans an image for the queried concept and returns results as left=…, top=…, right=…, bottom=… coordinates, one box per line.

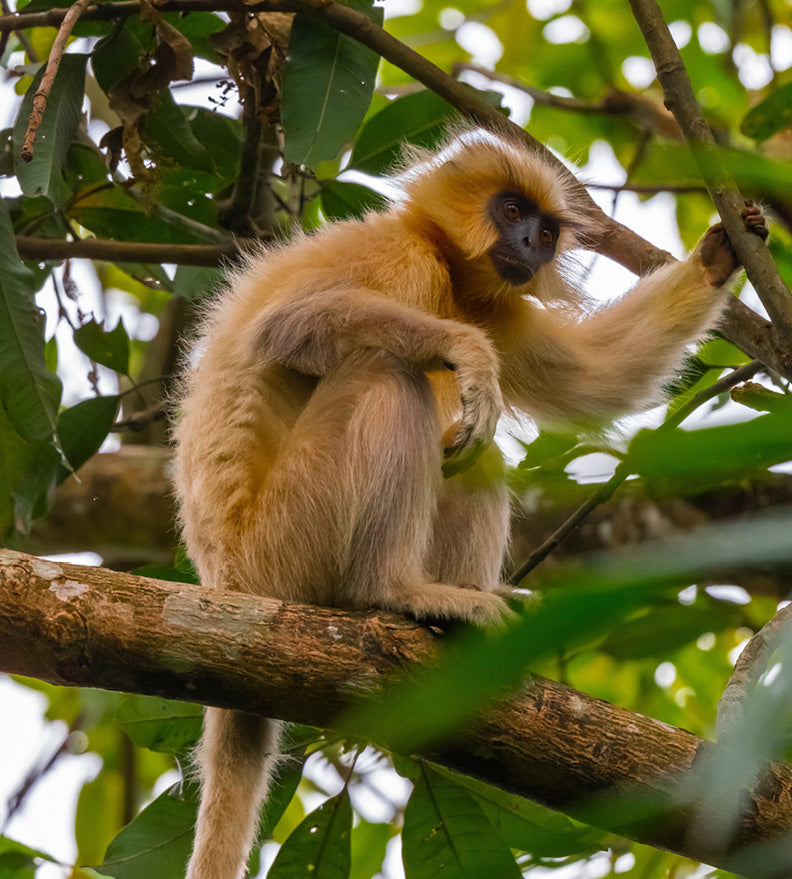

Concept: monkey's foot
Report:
left=382, top=582, right=516, bottom=627
left=698, top=201, right=768, bottom=286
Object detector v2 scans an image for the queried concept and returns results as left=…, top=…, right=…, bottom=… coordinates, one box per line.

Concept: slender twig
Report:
left=15, top=235, right=258, bottom=265
left=509, top=360, right=764, bottom=585
left=588, top=182, right=707, bottom=195
left=628, top=0, right=792, bottom=353
left=0, top=0, right=37, bottom=59
left=218, top=85, right=264, bottom=235
left=21, top=0, right=92, bottom=161
left=454, top=62, right=681, bottom=139
left=716, top=601, right=792, bottom=742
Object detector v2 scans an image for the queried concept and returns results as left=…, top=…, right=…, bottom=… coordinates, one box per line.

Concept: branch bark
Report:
left=1, top=547, right=792, bottom=875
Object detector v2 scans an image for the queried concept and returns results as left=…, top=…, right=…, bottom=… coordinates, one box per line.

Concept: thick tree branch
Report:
left=1, top=547, right=792, bottom=874
left=24, top=446, right=792, bottom=598
left=717, top=602, right=792, bottom=741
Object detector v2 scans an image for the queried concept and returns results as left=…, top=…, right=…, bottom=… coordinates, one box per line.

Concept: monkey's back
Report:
left=173, top=207, right=456, bottom=595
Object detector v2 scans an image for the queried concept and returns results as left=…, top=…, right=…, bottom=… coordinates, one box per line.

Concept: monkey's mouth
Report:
left=490, top=252, right=535, bottom=286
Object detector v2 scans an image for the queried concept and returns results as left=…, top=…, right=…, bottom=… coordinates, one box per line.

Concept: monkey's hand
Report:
left=697, top=201, right=768, bottom=287
left=441, top=331, right=503, bottom=478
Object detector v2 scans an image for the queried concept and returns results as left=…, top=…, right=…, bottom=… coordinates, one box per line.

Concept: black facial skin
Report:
left=487, top=191, right=560, bottom=285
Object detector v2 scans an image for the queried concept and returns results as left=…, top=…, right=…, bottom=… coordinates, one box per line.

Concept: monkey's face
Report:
left=487, top=191, right=560, bottom=286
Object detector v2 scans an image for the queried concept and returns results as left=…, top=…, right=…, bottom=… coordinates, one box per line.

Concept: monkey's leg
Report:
left=187, top=709, right=280, bottom=879
left=428, top=444, right=511, bottom=593
left=326, top=352, right=511, bottom=624
left=254, top=349, right=511, bottom=624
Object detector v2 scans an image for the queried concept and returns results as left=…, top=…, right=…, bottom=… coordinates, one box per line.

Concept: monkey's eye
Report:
left=502, top=201, right=521, bottom=222
left=540, top=227, right=556, bottom=247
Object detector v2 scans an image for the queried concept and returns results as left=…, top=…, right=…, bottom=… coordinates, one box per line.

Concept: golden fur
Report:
left=173, top=131, right=740, bottom=878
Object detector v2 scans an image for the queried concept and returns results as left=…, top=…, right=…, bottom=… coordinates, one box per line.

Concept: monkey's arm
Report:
left=252, top=288, right=503, bottom=466
left=501, top=208, right=768, bottom=423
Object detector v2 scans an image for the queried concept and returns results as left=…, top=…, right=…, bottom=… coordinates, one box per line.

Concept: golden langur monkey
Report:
left=173, top=130, right=767, bottom=878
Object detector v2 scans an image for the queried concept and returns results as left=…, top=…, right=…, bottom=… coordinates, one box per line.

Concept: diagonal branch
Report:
left=628, top=0, right=792, bottom=353
left=1, top=547, right=792, bottom=875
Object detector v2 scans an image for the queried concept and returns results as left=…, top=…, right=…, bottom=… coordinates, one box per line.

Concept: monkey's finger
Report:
left=740, top=201, right=769, bottom=239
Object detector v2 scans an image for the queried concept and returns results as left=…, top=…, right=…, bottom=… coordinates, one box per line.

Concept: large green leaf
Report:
left=116, top=695, right=203, bottom=754
left=630, top=411, right=792, bottom=489
left=57, top=394, right=120, bottom=479
left=320, top=179, right=386, bottom=220
left=74, top=319, right=131, bottom=373
left=348, top=89, right=459, bottom=175
left=281, top=0, right=383, bottom=167
left=143, top=90, right=215, bottom=173
left=268, top=791, right=352, bottom=879
left=740, top=82, right=792, bottom=142
left=99, top=783, right=198, bottom=879
left=12, top=54, right=88, bottom=205
left=402, top=764, right=520, bottom=879
left=435, top=768, right=605, bottom=858
left=68, top=185, right=204, bottom=243
left=0, top=199, right=62, bottom=445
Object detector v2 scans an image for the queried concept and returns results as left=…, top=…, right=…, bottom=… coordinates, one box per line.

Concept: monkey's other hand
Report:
left=442, top=334, right=503, bottom=477
left=698, top=201, right=768, bottom=287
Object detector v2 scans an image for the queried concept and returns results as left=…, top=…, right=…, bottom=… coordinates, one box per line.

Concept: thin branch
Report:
left=14, top=235, right=255, bottom=265
left=454, top=62, right=681, bottom=139
left=21, top=0, right=92, bottom=162
left=509, top=360, right=764, bottom=584
left=717, top=601, right=792, bottom=741
left=628, top=0, right=792, bottom=353
left=0, top=0, right=38, bottom=60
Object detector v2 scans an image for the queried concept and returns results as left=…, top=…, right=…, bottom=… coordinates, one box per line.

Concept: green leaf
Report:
left=349, top=820, right=391, bottom=879
left=601, top=602, right=740, bottom=660
left=68, top=185, right=204, bottom=244
left=116, top=695, right=203, bottom=754
left=0, top=835, right=57, bottom=879
left=0, top=199, right=62, bottom=445
left=433, top=768, right=605, bottom=857
left=73, top=319, right=131, bottom=373
left=517, top=431, right=578, bottom=470
left=143, top=90, right=215, bottom=173
left=13, top=54, right=88, bottom=204
left=99, top=783, right=198, bottom=879
left=320, top=179, right=387, bottom=220
left=402, top=764, right=520, bottom=879
left=268, top=791, right=352, bottom=879
left=281, top=0, right=383, bottom=167
left=629, top=411, right=792, bottom=489
left=57, top=395, right=120, bottom=478
left=348, top=89, right=459, bottom=175
left=172, top=264, right=222, bottom=301
left=740, top=82, right=792, bottom=142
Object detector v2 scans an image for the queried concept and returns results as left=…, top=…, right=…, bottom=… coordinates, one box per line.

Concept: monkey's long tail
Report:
left=186, top=707, right=281, bottom=879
